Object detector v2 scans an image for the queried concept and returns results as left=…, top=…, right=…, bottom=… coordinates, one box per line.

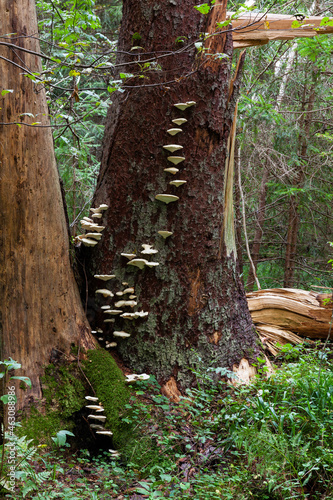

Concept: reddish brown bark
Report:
left=0, top=0, right=95, bottom=408
left=85, top=0, right=257, bottom=388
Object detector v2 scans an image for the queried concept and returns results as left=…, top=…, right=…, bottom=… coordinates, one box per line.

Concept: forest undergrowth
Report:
left=3, top=343, right=333, bottom=500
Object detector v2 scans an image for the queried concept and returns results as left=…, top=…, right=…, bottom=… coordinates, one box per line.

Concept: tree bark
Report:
left=0, top=0, right=95, bottom=409
left=85, top=0, right=257, bottom=391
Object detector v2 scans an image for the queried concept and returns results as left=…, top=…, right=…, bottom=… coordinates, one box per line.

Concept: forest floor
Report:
left=4, top=342, right=333, bottom=500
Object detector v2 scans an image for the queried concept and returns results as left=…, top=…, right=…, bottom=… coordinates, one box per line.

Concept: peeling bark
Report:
left=0, top=0, right=95, bottom=409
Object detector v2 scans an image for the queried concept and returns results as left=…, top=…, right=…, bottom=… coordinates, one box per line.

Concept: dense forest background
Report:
left=34, top=0, right=333, bottom=292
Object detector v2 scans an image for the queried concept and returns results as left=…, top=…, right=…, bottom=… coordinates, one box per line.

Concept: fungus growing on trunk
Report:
left=95, top=289, right=114, bottom=298
left=158, top=230, right=173, bottom=239
left=121, top=253, right=136, bottom=260
left=127, top=258, right=149, bottom=269
left=172, top=118, right=187, bottom=125
left=113, top=331, right=131, bottom=338
left=155, top=194, right=179, bottom=204
left=167, top=128, right=182, bottom=136
left=141, top=244, right=158, bottom=255
left=163, top=144, right=183, bottom=153
left=169, top=180, right=187, bottom=187
left=164, top=167, right=179, bottom=175
left=94, top=274, right=116, bottom=280
left=167, top=156, right=185, bottom=165
left=88, top=415, right=107, bottom=421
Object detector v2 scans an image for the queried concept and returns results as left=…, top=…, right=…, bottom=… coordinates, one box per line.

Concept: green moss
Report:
left=19, top=363, right=85, bottom=445
left=82, top=349, right=132, bottom=449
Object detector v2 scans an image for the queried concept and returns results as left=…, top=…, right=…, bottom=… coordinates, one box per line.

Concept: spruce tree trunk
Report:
left=0, top=0, right=95, bottom=409
left=86, top=0, right=257, bottom=391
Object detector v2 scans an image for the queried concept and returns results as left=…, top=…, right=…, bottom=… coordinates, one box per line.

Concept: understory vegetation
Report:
left=2, top=344, right=333, bottom=499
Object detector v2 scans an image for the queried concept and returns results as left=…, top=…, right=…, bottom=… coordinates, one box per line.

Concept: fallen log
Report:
left=247, top=288, right=333, bottom=355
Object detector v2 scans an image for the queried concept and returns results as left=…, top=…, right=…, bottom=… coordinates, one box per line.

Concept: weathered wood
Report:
left=247, top=288, right=332, bottom=339
left=0, top=0, right=95, bottom=408
left=225, top=12, right=333, bottom=48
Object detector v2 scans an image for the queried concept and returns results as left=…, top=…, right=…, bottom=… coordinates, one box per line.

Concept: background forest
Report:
left=35, top=0, right=333, bottom=292
left=1, top=0, right=333, bottom=499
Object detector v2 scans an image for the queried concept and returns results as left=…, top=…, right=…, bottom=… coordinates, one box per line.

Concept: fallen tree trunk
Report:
left=247, top=288, right=332, bottom=355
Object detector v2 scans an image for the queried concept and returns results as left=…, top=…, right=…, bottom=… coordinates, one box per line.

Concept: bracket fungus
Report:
left=113, top=331, right=131, bottom=338
left=116, top=291, right=124, bottom=296
left=86, top=233, right=102, bottom=241
left=105, top=341, right=117, bottom=348
left=103, top=318, right=115, bottom=323
left=91, top=213, right=103, bottom=219
left=169, top=180, right=187, bottom=187
left=88, top=415, right=107, bottom=421
left=94, top=274, right=115, bottom=280
left=90, top=424, right=104, bottom=430
left=104, top=309, right=123, bottom=315
left=146, top=262, right=159, bottom=268
left=141, top=244, right=158, bottom=255
left=173, top=102, right=190, bottom=110
left=81, top=238, right=98, bottom=247
left=167, top=128, right=183, bottom=136
left=127, top=258, right=149, bottom=269
left=83, top=217, right=94, bottom=223
left=85, top=396, right=99, bottom=402
left=121, top=311, right=149, bottom=320
left=125, top=373, right=150, bottom=382
left=86, top=405, right=104, bottom=411
left=163, top=144, right=183, bottom=153
left=101, top=305, right=111, bottom=310
left=164, top=167, right=179, bottom=175
left=172, top=118, right=188, bottom=125
left=96, top=430, right=113, bottom=436
left=158, top=230, right=173, bottom=239
left=121, top=253, right=136, bottom=260
left=95, top=289, right=114, bottom=298
left=123, top=287, right=135, bottom=294
left=167, top=156, right=185, bottom=165
left=155, top=194, right=179, bottom=204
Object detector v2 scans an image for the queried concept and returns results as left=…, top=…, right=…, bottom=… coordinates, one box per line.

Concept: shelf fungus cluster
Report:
left=85, top=396, right=117, bottom=453
left=75, top=204, right=108, bottom=247
left=157, top=99, right=195, bottom=239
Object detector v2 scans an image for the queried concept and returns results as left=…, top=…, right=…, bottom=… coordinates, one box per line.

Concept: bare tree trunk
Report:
left=0, top=0, right=95, bottom=409
left=85, top=0, right=257, bottom=392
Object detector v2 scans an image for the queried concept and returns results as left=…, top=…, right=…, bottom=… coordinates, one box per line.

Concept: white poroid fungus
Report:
left=116, top=291, right=124, bottom=296
left=86, top=405, right=104, bottom=411
left=96, top=430, right=113, bottom=436
left=167, top=156, right=185, bottom=165
left=91, top=213, right=103, bottom=219
left=101, top=305, right=111, bottom=310
left=90, top=424, right=104, bottom=430
left=164, top=167, right=179, bottom=175
left=96, top=328, right=103, bottom=333
left=163, top=144, right=183, bottom=153
left=113, top=331, right=131, bottom=338
left=81, top=238, right=98, bottom=247
left=155, top=194, right=179, bottom=204
left=121, top=253, right=136, bottom=260
left=121, top=311, right=149, bottom=320
left=94, top=274, right=115, bottom=280
left=167, top=128, right=183, bottom=136
left=172, top=118, right=188, bottom=125
left=83, top=217, right=94, bottom=223
left=85, top=396, right=99, bottom=402
left=108, top=449, right=120, bottom=457
left=122, top=282, right=128, bottom=286
left=89, top=224, right=105, bottom=233
left=104, top=319, right=115, bottom=323
left=127, top=258, right=149, bottom=269
left=105, top=342, right=117, bottom=348
left=125, top=373, right=150, bottom=383
left=114, top=300, right=126, bottom=308
left=98, top=337, right=103, bottom=340
left=88, top=415, right=106, bottom=421
left=104, top=309, right=123, bottom=315
left=129, top=295, right=137, bottom=299
left=90, top=207, right=103, bottom=214
left=123, top=300, right=137, bottom=307
left=123, top=287, right=135, bottom=294
left=141, top=244, right=158, bottom=255
left=95, top=289, right=114, bottom=298
left=186, top=101, right=196, bottom=107
left=86, top=233, right=102, bottom=241
left=174, top=102, right=189, bottom=110
left=146, top=262, right=159, bottom=268
left=99, top=204, right=108, bottom=211
left=158, top=230, right=173, bottom=239
left=169, top=180, right=187, bottom=187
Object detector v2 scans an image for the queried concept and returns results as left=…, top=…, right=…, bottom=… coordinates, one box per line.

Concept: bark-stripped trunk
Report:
left=86, top=0, right=257, bottom=391
left=246, top=164, right=269, bottom=291
left=0, top=0, right=95, bottom=409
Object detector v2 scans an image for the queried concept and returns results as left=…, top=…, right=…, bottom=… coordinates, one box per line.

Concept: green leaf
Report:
left=10, top=376, right=32, bottom=388
left=194, top=4, right=211, bottom=15
left=1, top=89, right=14, bottom=97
